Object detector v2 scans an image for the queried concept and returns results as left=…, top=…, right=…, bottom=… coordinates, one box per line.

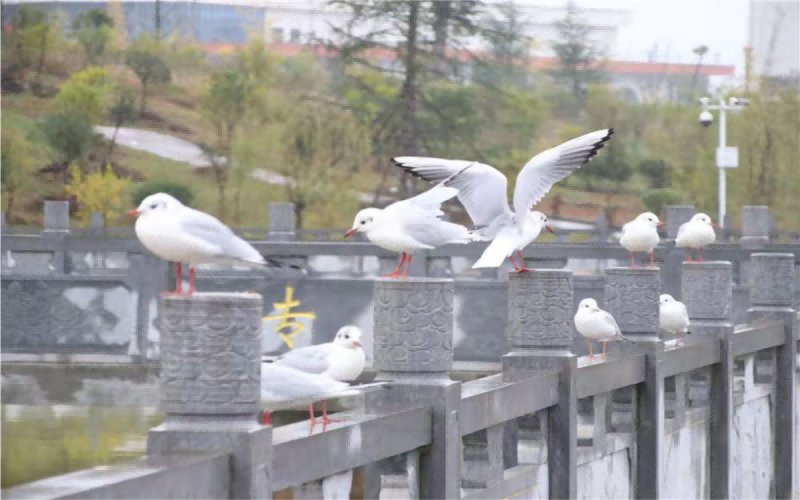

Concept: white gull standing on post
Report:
left=392, top=129, right=613, bottom=272
left=344, top=164, right=482, bottom=278
left=258, top=362, right=383, bottom=428
left=129, top=193, right=302, bottom=294
left=675, top=213, right=716, bottom=261
left=574, top=298, right=630, bottom=359
left=659, top=294, right=690, bottom=343
left=272, top=326, right=366, bottom=426
left=619, top=212, right=663, bottom=268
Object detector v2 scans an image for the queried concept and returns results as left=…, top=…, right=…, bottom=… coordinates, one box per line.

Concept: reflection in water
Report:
left=1, top=405, right=163, bottom=488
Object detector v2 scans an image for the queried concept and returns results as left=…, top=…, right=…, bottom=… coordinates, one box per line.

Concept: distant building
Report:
left=748, top=0, right=800, bottom=86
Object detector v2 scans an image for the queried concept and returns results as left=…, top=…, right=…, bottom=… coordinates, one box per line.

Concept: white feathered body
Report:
left=619, top=222, right=660, bottom=253
left=472, top=213, right=543, bottom=269
left=275, top=342, right=366, bottom=382
left=675, top=221, right=716, bottom=249
left=135, top=206, right=264, bottom=267
left=574, top=309, right=625, bottom=342
left=660, top=301, right=690, bottom=334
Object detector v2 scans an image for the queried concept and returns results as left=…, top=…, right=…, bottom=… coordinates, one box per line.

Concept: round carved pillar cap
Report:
left=373, top=278, right=454, bottom=373
left=507, top=270, right=573, bottom=349
left=680, top=261, right=732, bottom=321
left=159, top=293, right=263, bottom=417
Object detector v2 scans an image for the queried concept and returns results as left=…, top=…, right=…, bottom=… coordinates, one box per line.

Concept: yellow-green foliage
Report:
left=53, top=66, right=114, bottom=121
left=66, top=165, right=130, bottom=225
left=1, top=407, right=163, bottom=489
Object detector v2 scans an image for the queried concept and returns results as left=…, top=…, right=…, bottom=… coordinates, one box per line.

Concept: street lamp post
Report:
left=698, top=96, right=748, bottom=229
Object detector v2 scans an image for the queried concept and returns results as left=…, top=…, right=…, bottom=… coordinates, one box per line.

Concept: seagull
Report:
left=675, top=213, right=716, bottom=262
left=659, top=294, right=690, bottom=343
left=574, top=298, right=630, bottom=359
left=472, top=211, right=552, bottom=271
left=129, top=192, right=302, bottom=295
left=344, top=164, right=481, bottom=278
left=258, top=362, right=383, bottom=428
left=392, top=129, right=613, bottom=272
left=619, top=212, right=663, bottom=268
left=273, top=326, right=366, bottom=426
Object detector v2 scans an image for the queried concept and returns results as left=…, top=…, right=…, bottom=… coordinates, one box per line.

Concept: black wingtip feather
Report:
left=581, top=128, right=615, bottom=165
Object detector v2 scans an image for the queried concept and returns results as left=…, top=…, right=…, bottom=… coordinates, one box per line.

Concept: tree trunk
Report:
left=140, top=81, right=148, bottom=115
left=105, top=122, right=121, bottom=166
left=400, top=1, right=420, bottom=199
left=6, top=190, right=15, bottom=223
left=35, top=27, right=47, bottom=94
left=432, top=1, right=451, bottom=78
left=294, top=199, right=305, bottom=230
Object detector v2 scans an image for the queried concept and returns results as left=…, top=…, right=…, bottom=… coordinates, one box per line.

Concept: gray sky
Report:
left=542, top=0, right=751, bottom=71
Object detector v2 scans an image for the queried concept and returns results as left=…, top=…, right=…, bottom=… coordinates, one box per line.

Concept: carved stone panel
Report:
left=749, top=253, right=795, bottom=307
left=604, top=267, right=660, bottom=337
left=160, top=293, right=262, bottom=416
left=507, top=270, right=573, bottom=349
left=373, top=278, right=454, bottom=373
left=681, top=261, right=732, bottom=321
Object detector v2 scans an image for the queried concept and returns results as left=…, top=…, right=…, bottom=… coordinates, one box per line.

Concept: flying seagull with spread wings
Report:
left=392, top=129, right=614, bottom=272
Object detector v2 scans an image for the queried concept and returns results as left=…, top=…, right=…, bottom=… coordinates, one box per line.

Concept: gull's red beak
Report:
left=658, top=221, right=664, bottom=226
left=128, top=209, right=140, bottom=217
left=353, top=340, right=362, bottom=348
left=344, top=228, right=356, bottom=238
left=592, top=308, right=600, bottom=313
left=546, top=225, right=553, bottom=234
left=711, top=223, right=717, bottom=227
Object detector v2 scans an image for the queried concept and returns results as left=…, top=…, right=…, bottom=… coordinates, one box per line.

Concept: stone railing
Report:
left=3, top=202, right=800, bottom=365
left=4, top=252, right=798, bottom=499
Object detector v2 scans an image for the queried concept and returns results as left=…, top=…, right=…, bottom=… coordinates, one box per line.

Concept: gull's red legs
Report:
left=399, top=255, right=413, bottom=278
left=629, top=252, right=639, bottom=268
left=588, top=339, right=593, bottom=358
left=509, top=255, right=521, bottom=271
left=383, top=253, right=407, bottom=277
left=320, top=400, right=342, bottom=425
left=187, top=267, right=196, bottom=295
left=162, top=262, right=184, bottom=296
left=516, top=251, right=532, bottom=272
left=698, top=248, right=704, bottom=262
left=685, top=250, right=694, bottom=262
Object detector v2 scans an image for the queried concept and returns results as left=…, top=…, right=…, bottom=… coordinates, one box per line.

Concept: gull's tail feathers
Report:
left=472, top=235, right=516, bottom=269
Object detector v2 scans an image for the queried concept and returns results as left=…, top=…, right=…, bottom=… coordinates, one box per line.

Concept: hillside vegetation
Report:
left=2, top=3, right=799, bottom=231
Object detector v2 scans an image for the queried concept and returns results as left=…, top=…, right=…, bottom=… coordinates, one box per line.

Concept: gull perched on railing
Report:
left=392, top=129, right=613, bottom=272
left=272, top=326, right=366, bottom=426
left=259, top=362, right=384, bottom=428
left=619, top=212, right=663, bottom=268
left=675, top=213, right=716, bottom=262
left=574, top=298, right=630, bottom=359
left=660, top=294, right=690, bottom=343
left=129, top=192, right=303, bottom=295
left=344, top=164, right=482, bottom=278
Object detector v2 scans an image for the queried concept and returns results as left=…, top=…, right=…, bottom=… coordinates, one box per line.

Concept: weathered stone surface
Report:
left=604, top=267, right=660, bottom=338
left=681, top=261, right=733, bottom=321
left=665, top=205, right=694, bottom=239
left=373, top=278, right=454, bottom=373
left=507, top=270, right=573, bottom=349
left=160, top=293, right=262, bottom=416
left=269, top=202, right=296, bottom=240
left=749, top=253, right=794, bottom=307
left=43, top=200, right=70, bottom=232
left=740, top=206, right=769, bottom=247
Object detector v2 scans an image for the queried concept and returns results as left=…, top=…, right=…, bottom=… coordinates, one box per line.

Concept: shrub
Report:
left=131, top=180, right=194, bottom=207
left=639, top=159, right=671, bottom=189
left=641, top=188, right=686, bottom=218
left=66, top=164, right=130, bottom=224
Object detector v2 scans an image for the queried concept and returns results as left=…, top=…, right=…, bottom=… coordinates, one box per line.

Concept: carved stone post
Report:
left=366, top=278, right=460, bottom=500
left=681, top=261, right=734, bottom=497
left=268, top=202, right=296, bottom=241
left=604, top=267, right=662, bottom=498
left=663, top=205, right=694, bottom=299
left=147, top=293, right=271, bottom=499
left=740, top=206, right=770, bottom=248
left=502, top=270, right=576, bottom=499
left=747, top=253, right=796, bottom=498
left=681, top=262, right=733, bottom=337
left=43, top=200, right=70, bottom=233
